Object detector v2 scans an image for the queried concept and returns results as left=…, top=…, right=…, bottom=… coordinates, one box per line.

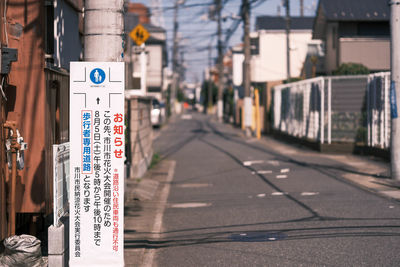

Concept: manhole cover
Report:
left=229, top=231, right=287, bottom=242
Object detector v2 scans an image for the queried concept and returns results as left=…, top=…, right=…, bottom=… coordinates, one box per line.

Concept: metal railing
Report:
left=53, top=142, right=70, bottom=226
left=273, top=75, right=370, bottom=145
left=273, top=77, right=327, bottom=143
left=367, top=72, right=391, bottom=149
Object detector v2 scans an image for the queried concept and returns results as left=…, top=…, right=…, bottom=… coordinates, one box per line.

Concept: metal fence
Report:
left=273, top=75, right=369, bottom=144
left=367, top=72, right=391, bottom=149
left=53, top=142, right=70, bottom=226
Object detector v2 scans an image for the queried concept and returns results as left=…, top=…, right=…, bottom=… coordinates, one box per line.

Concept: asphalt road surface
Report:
left=151, top=112, right=400, bottom=267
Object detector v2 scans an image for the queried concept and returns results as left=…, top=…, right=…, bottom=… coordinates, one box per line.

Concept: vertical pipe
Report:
left=255, top=89, right=261, bottom=139
left=9, top=152, right=16, bottom=235
left=4, top=123, right=19, bottom=236
left=140, top=43, right=147, bottom=95
left=328, top=77, right=332, bottom=144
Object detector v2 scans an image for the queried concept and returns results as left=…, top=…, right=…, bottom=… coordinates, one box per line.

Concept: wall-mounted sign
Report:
left=70, top=62, right=125, bottom=266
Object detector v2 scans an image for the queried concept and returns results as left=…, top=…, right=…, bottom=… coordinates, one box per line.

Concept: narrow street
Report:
left=125, top=112, right=400, bottom=266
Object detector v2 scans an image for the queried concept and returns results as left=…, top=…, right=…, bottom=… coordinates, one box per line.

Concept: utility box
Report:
left=1, top=47, right=18, bottom=74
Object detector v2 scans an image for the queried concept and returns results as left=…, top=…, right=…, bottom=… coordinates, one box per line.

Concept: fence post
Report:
left=384, top=73, right=390, bottom=148
left=320, top=78, right=325, bottom=144
left=380, top=74, right=385, bottom=147
left=327, top=77, right=331, bottom=144
left=367, top=75, right=371, bottom=146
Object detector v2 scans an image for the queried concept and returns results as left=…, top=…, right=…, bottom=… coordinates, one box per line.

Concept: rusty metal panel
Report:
left=7, top=0, right=46, bottom=213
left=45, top=69, right=70, bottom=215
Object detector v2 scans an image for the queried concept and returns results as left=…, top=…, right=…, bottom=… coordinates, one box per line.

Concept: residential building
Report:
left=125, top=3, right=168, bottom=102
left=0, top=0, right=82, bottom=239
left=251, top=16, right=315, bottom=83
left=313, top=0, right=390, bottom=74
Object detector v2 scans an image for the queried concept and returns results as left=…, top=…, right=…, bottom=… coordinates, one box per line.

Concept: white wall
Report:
left=251, top=30, right=312, bottom=82
left=232, top=53, right=244, bottom=86
left=146, top=45, right=163, bottom=88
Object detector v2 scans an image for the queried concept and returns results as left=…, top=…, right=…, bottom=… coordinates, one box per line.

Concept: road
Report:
left=148, top=112, right=400, bottom=266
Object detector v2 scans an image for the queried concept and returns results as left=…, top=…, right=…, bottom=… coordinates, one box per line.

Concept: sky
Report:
left=131, top=0, right=318, bottom=83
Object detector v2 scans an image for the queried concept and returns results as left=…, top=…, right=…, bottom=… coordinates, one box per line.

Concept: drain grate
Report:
left=229, top=231, right=287, bottom=242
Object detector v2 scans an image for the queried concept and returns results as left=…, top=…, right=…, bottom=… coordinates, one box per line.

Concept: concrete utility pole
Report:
left=84, top=0, right=124, bottom=61
left=390, top=0, right=400, bottom=181
left=171, top=0, right=180, bottom=114
left=216, top=0, right=224, bottom=122
left=285, top=0, right=291, bottom=80
left=208, top=44, right=213, bottom=111
left=242, top=0, right=252, bottom=136
left=300, top=0, right=304, bottom=17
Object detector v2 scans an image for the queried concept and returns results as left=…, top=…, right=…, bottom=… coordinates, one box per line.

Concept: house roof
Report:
left=319, top=0, right=389, bottom=21
left=124, top=13, right=139, bottom=33
left=256, top=16, right=314, bottom=31
left=124, top=13, right=166, bottom=45
left=124, top=14, right=166, bottom=34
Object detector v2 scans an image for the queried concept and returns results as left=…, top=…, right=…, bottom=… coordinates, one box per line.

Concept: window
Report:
left=250, top=37, right=259, bottom=55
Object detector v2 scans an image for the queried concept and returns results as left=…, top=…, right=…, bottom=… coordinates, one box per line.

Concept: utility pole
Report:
left=242, top=0, right=252, bottom=136
left=285, top=0, right=291, bottom=80
left=300, top=0, right=304, bottom=17
left=216, top=0, right=224, bottom=122
left=208, top=44, right=213, bottom=112
left=171, top=0, right=180, bottom=114
left=390, top=0, right=400, bottom=181
left=84, top=0, right=124, bottom=61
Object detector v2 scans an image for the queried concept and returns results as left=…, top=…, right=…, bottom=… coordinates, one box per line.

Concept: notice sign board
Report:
left=70, top=62, right=124, bottom=266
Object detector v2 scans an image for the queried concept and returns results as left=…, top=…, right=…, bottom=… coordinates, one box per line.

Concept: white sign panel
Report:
left=70, top=62, right=124, bottom=266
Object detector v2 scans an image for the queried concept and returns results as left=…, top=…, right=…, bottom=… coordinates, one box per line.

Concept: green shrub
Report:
left=333, top=63, right=369, bottom=75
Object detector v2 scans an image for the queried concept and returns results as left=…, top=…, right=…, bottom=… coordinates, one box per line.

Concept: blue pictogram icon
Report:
left=90, top=68, right=106, bottom=84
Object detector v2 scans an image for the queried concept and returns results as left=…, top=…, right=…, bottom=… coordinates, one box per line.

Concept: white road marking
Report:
left=280, top=168, right=290, bottom=173
left=251, top=171, right=256, bottom=175
left=176, top=183, right=211, bottom=188
left=276, top=175, right=288, bottom=179
left=271, top=192, right=287, bottom=196
left=257, top=193, right=266, bottom=198
left=170, top=203, right=212, bottom=208
left=389, top=205, right=395, bottom=209
left=181, top=114, right=192, bottom=120
left=257, top=170, right=273, bottom=174
left=266, top=160, right=280, bottom=166
left=243, top=160, right=264, bottom=166
left=301, top=192, right=319, bottom=196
